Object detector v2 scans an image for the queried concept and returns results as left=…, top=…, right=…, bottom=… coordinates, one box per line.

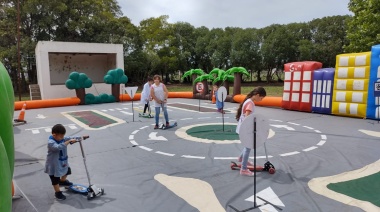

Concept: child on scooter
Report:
left=141, top=76, right=154, bottom=114
left=213, top=84, right=224, bottom=113
left=150, top=75, right=170, bottom=129
left=44, top=124, right=87, bottom=200
left=235, top=87, right=266, bottom=176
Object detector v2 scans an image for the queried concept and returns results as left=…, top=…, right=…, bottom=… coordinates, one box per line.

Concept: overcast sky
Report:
left=117, top=0, right=352, bottom=29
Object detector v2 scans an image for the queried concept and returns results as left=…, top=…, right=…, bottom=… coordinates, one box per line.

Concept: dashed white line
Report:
left=130, top=140, right=138, bottom=146
left=287, top=122, right=300, bottom=126
left=303, top=126, right=314, bottom=130
left=317, top=140, right=326, bottom=146
left=156, top=151, right=175, bottom=156
left=32, top=130, right=39, bottom=134
left=181, top=155, right=205, bottom=159
left=198, top=117, right=211, bottom=119
left=303, top=146, right=318, bottom=152
left=131, top=130, right=139, bottom=135
left=315, top=130, right=321, bottom=133
left=139, top=146, right=153, bottom=151
left=129, top=135, right=134, bottom=140
left=180, top=118, right=194, bottom=120
left=321, top=135, right=327, bottom=140
left=280, top=151, right=300, bottom=156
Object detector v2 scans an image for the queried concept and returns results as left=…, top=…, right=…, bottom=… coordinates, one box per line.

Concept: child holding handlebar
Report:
left=44, top=124, right=88, bottom=200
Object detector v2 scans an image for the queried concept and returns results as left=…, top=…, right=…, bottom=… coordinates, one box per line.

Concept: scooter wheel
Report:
left=101, top=188, right=105, bottom=195
left=268, top=168, right=275, bottom=174
left=230, top=163, right=236, bottom=170
left=87, top=192, right=93, bottom=200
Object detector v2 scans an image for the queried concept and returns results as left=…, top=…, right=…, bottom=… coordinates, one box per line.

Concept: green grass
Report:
left=14, top=82, right=284, bottom=102
left=167, top=82, right=284, bottom=97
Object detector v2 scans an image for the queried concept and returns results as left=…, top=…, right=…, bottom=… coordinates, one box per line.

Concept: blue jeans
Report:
left=155, top=106, right=169, bottom=125
left=240, top=147, right=251, bottom=169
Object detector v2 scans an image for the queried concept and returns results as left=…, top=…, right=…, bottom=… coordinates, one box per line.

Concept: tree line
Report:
left=1, top=0, right=379, bottom=93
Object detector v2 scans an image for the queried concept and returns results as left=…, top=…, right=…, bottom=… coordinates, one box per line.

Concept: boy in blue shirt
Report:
left=44, top=124, right=86, bottom=200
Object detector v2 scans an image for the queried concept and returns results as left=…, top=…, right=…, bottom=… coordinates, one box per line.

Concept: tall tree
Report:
left=346, top=0, right=379, bottom=52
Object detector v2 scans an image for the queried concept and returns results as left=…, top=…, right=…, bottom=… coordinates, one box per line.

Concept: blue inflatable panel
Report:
left=366, top=44, right=380, bottom=120
left=312, top=68, right=335, bottom=114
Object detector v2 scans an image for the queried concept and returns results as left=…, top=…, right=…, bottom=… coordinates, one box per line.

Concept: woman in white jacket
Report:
left=141, top=77, right=153, bottom=114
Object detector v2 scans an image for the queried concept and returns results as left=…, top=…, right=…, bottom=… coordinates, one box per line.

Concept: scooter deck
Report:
left=160, top=122, right=177, bottom=130
left=230, top=161, right=276, bottom=174
left=139, top=113, right=154, bottom=118
left=66, top=184, right=89, bottom=195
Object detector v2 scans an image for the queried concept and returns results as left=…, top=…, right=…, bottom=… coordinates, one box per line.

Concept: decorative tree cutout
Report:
left=182, top=69, right=205, bottom=95
left=225, top=67, right=250, bottom=102
left=65, top=72, right=93, bottom=105
left=104, top=68, right=128, bottom=102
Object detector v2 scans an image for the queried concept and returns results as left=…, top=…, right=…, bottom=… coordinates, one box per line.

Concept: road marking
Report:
left=129, top=135, right=134, bottom=140
left=280, top=151, right=300, bottom=156
left=130, top=140, right=138, bottom=146
left=121, top=111, right=133, bottom=115
left=148, top=132, right=167, bottom=141
left=181, top=155, right=205, bottom=159
left=317, top=140, right=326, bottom=146
left=36, top=114, right=46, bottom=119
left=359, top=129, right=380, bottom=137
left=245, top=187, right=285, bottom=212
left=131, top=130, right=138, bottom=135
left=271, top=125, right=295, bottom=131
left=139, top=146, right=152, bottom=151
left=155, top=174, right=225, bottom=212
left=156, top=151, right=175, bottom=156
left=303, top=146, right=318, bottom=151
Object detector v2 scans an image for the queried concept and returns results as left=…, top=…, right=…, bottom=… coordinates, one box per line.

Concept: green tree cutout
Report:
left=181, top=69, right=205, bottom=94
left=104, top=68, right=128, bottom=102
left=225, top=67, right=250, bottom=101
left=65, top=72, right=93, bottom=105
left=193, top=74, right=214, bottom=98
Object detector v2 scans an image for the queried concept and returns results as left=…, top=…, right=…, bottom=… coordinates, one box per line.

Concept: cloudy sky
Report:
left=117, top=0, right=352, bottom=29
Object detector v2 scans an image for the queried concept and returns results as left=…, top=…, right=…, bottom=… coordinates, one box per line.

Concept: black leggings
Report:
left=49, top=167, right=71, bottom=185
left=143, top=103, right=150, bottom=113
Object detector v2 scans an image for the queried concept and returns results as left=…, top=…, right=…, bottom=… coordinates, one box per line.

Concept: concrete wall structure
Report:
left=35, top=41, right=124, bottom=99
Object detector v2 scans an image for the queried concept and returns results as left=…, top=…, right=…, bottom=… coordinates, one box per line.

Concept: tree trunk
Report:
left=231, top=73, right=242, bottom=103
left=192, top=74, right=197, bottom=98
left=112, top=84, right=120, bottom=102
left=75, top=88, right=86, bottom=105
left=202, top=80, right=209, bottom=99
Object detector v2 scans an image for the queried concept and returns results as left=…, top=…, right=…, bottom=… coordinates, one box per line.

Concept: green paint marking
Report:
left=186, top=124, right=239, bottom=140
left=327, top=171, right=380, bottom=207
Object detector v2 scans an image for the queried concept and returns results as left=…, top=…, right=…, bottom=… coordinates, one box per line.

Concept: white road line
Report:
left=321, top=135, right=327, bottom=140
left=269, top=119, right=283, bottom=122
left=181, top=155, right=205, bottom=159
left=214, top=156, right=273, bottom=160
left=129, top=135, right=134, bottom=140
left=109, top=109, right=115, bottom=111
left=32, top=130, right=39, bottom=134
left=44, top=128, right=51, bottom=132
left=140, top=126, right=149, bottom=129
left=121, top=111, right=133, bottom=115
left=198, top=117, right=211, bottom=119
left=130, top=140, right=138, bottom=146
left=287, top=122, right=300, bottom=126
left=116, top=108, right=122, bottom=110
left=13, top=181, right=39, bottom=212
left=67, top=125, right=77, bottom=129
left=131, top=130, right=139, bottom=135
left=180, top=118, right=193, bottom=120
left=139, top=146, right=152, bottom=151
left=156, top=151, right=175, bottom=156
left=280, top=151, right=300, bottom=156
left=314, top=130, right=321, bottom=133
left=101, top=110, right=107, bottom=112
left=303, top=146, right=318, bottom=152
left=303, top=126, right=314, bottom=130
left=317, top=140, right=326, bottom=146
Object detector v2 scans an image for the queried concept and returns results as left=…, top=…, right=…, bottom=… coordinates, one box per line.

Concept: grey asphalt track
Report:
left=12, top=98, right=380, bottom=212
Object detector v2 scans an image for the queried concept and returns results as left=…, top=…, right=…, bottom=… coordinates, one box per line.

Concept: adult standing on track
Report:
left=141, top=76, right=153, bottom=115
left=150, top=75, right=170, bottom=129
